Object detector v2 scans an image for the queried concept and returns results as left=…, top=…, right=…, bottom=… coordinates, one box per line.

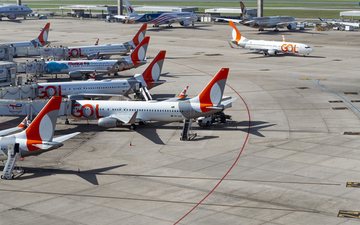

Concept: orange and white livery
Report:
left=229, top=21, right=312, bottom=56
left=1, top=22, right=51, bottom=57
left=67, top=23, right=147, bottom=59
left=44, top=36, right=150, bottom=79
left=0, top=96, right=80, bottom=179
left=70, top=68, right=234, bottom=128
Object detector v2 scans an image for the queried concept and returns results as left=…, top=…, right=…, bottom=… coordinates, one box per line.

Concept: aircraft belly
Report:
left=138, top=112, right=181, bottom=122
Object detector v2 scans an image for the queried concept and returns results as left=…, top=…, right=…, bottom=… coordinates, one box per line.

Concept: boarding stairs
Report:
left=139, top=87, right=152, bottom=101
left=180, top=119, right=197, bottom=141
left=1, top=143, right=20, bottom=180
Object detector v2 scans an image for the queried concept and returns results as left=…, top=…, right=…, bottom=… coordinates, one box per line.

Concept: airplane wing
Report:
left=32, top=132, right=80, bottom=150
left=111, top=111, right=138, bottom=124
left=68, top=93, right=129, bottom=98
left=0, top=127, right=22, bottom=137
left=215, top=18, right=243, bottom=24
left=275, top=22, right=292, bottom=28
left=87, top=51, right=127, bottom=60
left=0, top=117, right=28, bottom=137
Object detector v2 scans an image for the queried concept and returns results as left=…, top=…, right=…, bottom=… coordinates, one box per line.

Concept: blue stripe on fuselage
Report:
left=136, top=13, right=162, bottom=22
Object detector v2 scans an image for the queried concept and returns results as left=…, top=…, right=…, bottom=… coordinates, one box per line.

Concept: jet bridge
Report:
left=0, top=84, right=37, bottom=100
left=0, top=98, right=71, bottom=119
left=0, top=44, right=14, bottom=61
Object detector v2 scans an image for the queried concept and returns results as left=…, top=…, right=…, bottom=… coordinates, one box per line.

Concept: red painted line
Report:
left=173, top=84, right=252, bottom=224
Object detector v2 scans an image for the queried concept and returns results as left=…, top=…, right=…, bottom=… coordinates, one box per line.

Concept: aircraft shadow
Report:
left=55, top=123, right=107, bottom=134
left=151, top=94, right=176, bottom=99
left=9, top=164, right=127, bottom=185
left=1, top=19, right=22, bottom=23
left=158, top=72, right=179, bottom=78
left=58, top=120, right=275, bottom=144
left=136, top=120, right=276, bottom=140
left=249, top=54, right=326, bottom=59
left=0, top=117, right=24, bottom=130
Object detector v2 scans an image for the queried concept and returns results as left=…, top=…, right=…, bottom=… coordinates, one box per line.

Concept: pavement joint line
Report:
left=0, top=187, right=321, bottom=214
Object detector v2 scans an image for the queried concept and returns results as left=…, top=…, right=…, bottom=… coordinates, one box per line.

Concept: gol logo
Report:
left=72, top=103, right=101, bottom=118
left=281, top=44, right=298, bottom=53
left=38, top=85, right=62, bottom=98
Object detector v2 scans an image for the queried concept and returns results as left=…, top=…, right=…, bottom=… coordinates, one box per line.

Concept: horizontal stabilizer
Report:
left=53, top=132, right=81, bottom=143
left=221, top=96, right=237, bottom=109
left=32, top=142, right=63, bottom=150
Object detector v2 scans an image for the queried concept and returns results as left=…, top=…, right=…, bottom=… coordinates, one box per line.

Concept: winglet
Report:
left=178, top=86, right=189, bottom=99
left=32, top=22, right=50, bottom=48
left=130, top=36, right=150, bottom=66
left=24, top=96, right=62, bottom=151
left=191, top=68, right=229, bottom=112
left=229, top=21, right=241, bottom=44
left=17, top=116, right=29, bottom=129
left=131, top=23, right=147, bottom=48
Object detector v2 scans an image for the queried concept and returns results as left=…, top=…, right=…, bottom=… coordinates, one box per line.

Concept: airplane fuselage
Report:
left=71, top=99, right=220, bottom=122
left=252, top=16, right=295, bottom=27
left=244, top=40, right=312, bottom=55
left=0, top=4, right=32, bottom=20
left=129, top=12, right=197, bottom=26
left=44, top=60, right=119, bottom=74
left=36, top=79, right=139, bottom=98
left=68, top=44, right=130, bottom=59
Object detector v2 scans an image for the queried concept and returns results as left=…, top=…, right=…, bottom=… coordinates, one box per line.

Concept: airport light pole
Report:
left=117, top=0, right=124, bottom=15
left=257, top=0, right=263, bottom=17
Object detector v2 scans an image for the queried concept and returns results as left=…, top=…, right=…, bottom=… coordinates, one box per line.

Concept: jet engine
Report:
left=7, top=15, right=16, bottom=20
left=267, top=49, right=277, bottom=55
left=287, top=23, right=297, bottom=30
left=98, top=117, right=120, bottom=128
left=68, top=71, right=84, bottom=80
left=180, top=20, right=191, bottom=27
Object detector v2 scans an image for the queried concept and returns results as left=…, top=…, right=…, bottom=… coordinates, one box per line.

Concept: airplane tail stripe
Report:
left=132, top=23, right=147, bottom=47
left=36, top=23, right=50, bottom=47
left=141, top=50, right=166, bottom=87
left=130, top=36, right=150, bottom=65
left=229, top=21, right=241, bottom=43
left=25, top=96, right=62, bottom=151
left=193, top=68, right=229, bottom=112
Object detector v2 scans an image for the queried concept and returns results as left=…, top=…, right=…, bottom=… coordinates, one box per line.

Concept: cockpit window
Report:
left=305, top=46, right=311, bottom=49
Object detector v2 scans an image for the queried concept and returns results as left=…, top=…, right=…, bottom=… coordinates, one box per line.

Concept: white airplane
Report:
left=220, top=1, right=297, bottom=31
left=114, top=0, right=197, bottom=27
left=0, top=96, right=80, bottom=179
left=1, top=22, right=50, bottom=57
left=70, top=68, right=234, bottom=128
left=0, top=4, right=32, bottom=21
left=36, top=50, right=166, bottom=100
left=229, top=21, right=312, bottom=56
left=44, top=36, right=150, bottom=79
left=319, top=18, right=360, bottom=29
left=67, top=23, right=147, bottom=59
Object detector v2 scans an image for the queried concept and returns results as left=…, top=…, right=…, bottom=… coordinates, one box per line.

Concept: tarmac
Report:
left=0, top=18, right=360, bottom=225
